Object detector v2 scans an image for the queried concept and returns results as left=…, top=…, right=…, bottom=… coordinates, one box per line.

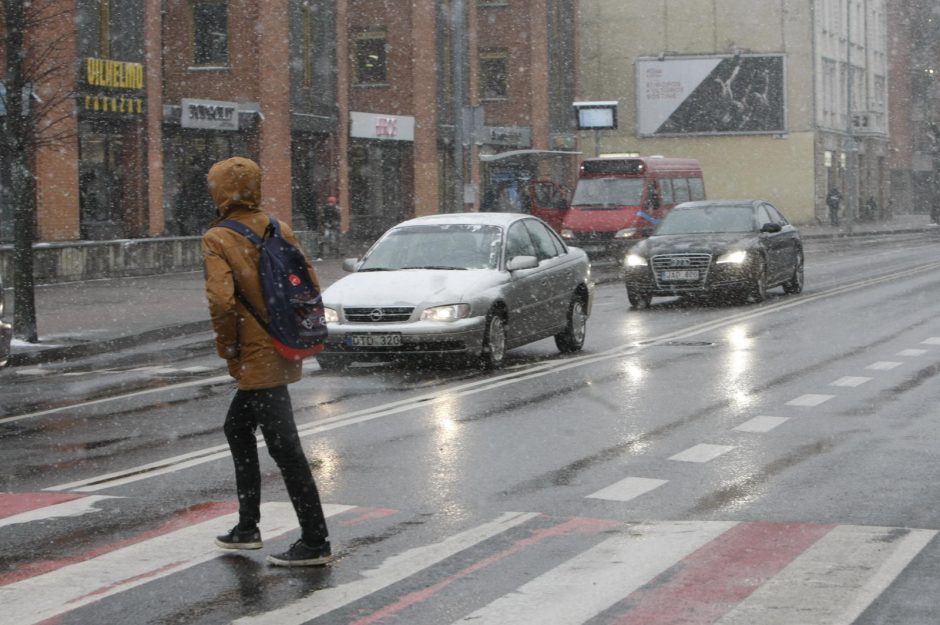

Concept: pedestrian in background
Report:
left=201, top=156, right=332, bottom=567
left=826, top=187, right=842, bottom=226
left=318, top=195, right=341, bottom=258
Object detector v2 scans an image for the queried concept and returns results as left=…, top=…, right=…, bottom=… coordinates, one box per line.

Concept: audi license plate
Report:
left=660, top=270, right=699, bottom=281
left=348, top=334, right=402, bottom=347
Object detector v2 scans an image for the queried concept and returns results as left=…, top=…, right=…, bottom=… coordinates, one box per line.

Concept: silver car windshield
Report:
left=656, top=206, right=756, bottom=235
left=358, top=224, right=503, bottom=271
left=571, top=177, right=644, bottom=209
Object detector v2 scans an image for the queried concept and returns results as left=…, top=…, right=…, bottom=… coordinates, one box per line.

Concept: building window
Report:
left=354, top=30, right=388, bottom=85
left=192, top=1, right=228, bottom=66
left=99, top=0, right=111, bottom=58
left=478, top=0, right=509, bottom=6
left=479, top=49, right=508, bottom=100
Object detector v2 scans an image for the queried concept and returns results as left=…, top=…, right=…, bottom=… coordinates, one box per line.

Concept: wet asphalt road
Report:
left=2, top=232, right=940, bottom=624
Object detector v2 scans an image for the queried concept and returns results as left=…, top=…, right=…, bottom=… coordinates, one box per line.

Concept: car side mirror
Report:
left=507, top=255, right=539, bottom=271
left=342, top=258, right=360, bottom=272
left=760, top=223, right=782, bottom=233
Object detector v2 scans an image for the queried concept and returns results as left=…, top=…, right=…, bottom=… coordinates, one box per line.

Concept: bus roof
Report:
left=579, top=156, right=701, bottom=176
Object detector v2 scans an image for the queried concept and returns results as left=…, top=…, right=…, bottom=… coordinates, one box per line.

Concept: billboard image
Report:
left=637, top=54, right=785, bottom=136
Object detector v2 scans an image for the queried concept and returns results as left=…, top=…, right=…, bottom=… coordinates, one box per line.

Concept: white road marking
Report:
left=444, top=521, right=737, bottom=625
left=921, top=337, right=940, bottom=345
left=13, top=368, right=52, bottom=376
left=866, top=361, right=902, bottom=370
left=733, top=416, right=789, bottom=433
left=0, top=496, right=119, bottom=528
left=714, top=525, right=936, bottom=625
left=897, top=349, right=928, bottom=356
left=786, top=394, right=835, bottom=407
left=234, top=511, right=538, bottom=625
left=0, top=502, right=353, bottom=625
left=830, top=376, right=872, bottom=387
left=669, top=444, right=735, bottom=463
left=587, top=477, right=668, bottom=502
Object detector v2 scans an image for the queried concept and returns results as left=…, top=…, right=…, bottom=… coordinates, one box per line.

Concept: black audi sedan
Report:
left=623, top=200, right=803, bottom=308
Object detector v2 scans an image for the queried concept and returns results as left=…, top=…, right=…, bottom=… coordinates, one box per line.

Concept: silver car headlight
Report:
left=625, top=253, right=648, bottom=267
left=614, top=228, right=637, bottom=239
left=420, top=304, right=471, bottom=322
left=716, top=250, right=748, bottom=264
left=560, top=228, right=574, bottom=239
left=323, top=307, right=339, bottom=323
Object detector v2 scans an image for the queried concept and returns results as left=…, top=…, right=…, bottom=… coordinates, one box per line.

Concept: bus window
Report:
left=659, top=178, right=674, bottom=204
left=673, top=178, right=691, bottom=203
left=689, top=177, right=705, bottom=201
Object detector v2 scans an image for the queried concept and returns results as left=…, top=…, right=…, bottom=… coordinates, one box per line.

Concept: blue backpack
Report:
left=218, top=217, right=327, bottom=360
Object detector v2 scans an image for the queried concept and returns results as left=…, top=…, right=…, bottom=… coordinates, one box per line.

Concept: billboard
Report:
left=636, top=54, right=786, bottom=136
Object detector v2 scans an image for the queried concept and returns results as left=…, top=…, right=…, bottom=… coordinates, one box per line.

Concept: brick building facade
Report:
left=1, top=0, right=579, bottom=254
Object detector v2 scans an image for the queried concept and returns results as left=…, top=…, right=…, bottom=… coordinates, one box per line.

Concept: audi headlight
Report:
left=421, top=304, right=471, bottom=322
left=614, top=228, right=638, bottom=239
left=323, top=307, right=339, bottom=323
left=560, top=228, right=574, bottom=239
left=625, top=254, right=648, bottom=267
left=716, top=250, right=748, bottom=264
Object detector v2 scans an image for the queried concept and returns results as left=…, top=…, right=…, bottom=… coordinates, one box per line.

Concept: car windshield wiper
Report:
left=403, top=265, right=468, bottom=270
left=358, top=267, right=394, bottom=272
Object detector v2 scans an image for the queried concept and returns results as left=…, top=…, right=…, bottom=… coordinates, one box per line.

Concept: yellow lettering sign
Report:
left=85, top=57, right=145, bottom=90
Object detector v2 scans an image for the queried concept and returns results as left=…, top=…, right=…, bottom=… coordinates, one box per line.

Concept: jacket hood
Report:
left=207, top=157, right=261, bottom=215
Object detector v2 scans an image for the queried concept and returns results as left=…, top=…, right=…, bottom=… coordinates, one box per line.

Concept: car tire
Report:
left=748, top=257, right=768, bottom=303
left=555, top=296, right=587, bottom=353
left=626, top=285, right=652, bottom=309
left=316, top=354, right=352, bottom=371
left=782, top=251, right=804, bottom=294
left=480, top=312, right=507, bottom=369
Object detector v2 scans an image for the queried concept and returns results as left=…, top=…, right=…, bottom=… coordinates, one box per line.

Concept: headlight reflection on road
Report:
left=428, top=394, right=469, bottom=521
left=724, top=324, right=754, bottom=411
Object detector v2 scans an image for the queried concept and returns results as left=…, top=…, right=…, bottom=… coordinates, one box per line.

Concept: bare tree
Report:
left=1, top=0, right=76, bottom=342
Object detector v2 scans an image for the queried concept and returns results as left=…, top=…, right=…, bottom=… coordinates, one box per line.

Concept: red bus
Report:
left=560, top=156, right=705, bottom=259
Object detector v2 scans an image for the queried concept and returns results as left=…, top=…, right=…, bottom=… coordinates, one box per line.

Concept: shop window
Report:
left=479, top=49, right=508, bottom=100
left=192, top=1, right=228, bottom=66
left=354, top=30, right=388, bottom=85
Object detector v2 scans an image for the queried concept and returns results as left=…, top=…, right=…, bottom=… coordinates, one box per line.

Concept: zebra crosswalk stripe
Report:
left=0, top=502, right=353, bottom=625
left=444, top=520, right=738, bottom=625
left=234, top=510, right=539, bottom=625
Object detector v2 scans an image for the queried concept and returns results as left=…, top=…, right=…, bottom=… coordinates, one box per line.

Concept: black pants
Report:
left=223, top=386, right=328, bottom=545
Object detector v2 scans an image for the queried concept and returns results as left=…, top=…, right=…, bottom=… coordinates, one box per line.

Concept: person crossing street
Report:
left=201, top=156, right=333, bottom=567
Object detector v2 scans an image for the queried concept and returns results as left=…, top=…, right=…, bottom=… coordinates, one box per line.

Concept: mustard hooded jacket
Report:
left=200, top=156, right=321, bottom=390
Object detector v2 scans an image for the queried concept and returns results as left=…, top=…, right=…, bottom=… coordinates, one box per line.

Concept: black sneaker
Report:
left=266, top=539, right=332, bottom=567
left=215, top=525, right=263, bottom=550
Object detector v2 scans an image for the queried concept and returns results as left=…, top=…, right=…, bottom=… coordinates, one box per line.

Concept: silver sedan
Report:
left=318, top=212, right=594, bottom=369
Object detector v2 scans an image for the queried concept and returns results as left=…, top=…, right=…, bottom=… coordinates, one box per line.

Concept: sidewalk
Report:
left=3, top=213, right=935, bottom=366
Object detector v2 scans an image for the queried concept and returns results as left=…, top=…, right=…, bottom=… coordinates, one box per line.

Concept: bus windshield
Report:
left=571, top=177, right=645, bottom=209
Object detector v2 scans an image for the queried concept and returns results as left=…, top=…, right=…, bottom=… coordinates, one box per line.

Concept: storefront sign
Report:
left=181, top=98, right=239, bottom=130
left=350, top=112, right=415, bottom=142
left=79, top=57, right=145, bottom=117
left=78, top=57, right=144, bottom=117
left=482, top=125, right=532, bottom=147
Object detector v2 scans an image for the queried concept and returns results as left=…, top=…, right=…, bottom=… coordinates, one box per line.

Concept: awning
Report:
left=479, top=149, right=582, bottom=162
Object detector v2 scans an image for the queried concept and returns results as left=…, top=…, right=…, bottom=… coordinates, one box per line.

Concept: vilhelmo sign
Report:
left=80, top=57, right=145, bottom=116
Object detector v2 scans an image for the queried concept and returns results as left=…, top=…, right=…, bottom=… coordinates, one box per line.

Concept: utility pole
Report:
left=451, top=0, right=466, bottom=211
left=844, top=0, right=859, bottom=233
